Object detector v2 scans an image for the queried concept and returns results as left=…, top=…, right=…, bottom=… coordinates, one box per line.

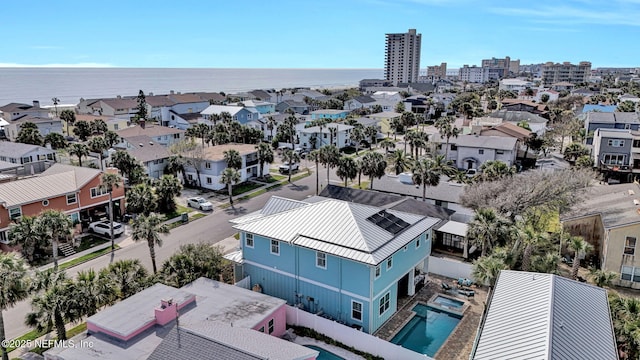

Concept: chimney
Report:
left=117, top=95, right=122, bottom=99
left=154, top=298, right=177, bottom=326
left=170, top=90, right=175, bottom=95
left=139, top=119, right=146, bottom=129
left=32, top=100, right=40, bottom=108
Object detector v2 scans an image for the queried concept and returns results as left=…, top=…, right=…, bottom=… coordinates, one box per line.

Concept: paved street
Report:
left=3, top=173, right=319, bottom=340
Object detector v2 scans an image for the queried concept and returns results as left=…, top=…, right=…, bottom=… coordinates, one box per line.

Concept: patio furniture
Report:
left=458, top=287, right=475, bottom=297
left=441, top=282, right=452, bottom=292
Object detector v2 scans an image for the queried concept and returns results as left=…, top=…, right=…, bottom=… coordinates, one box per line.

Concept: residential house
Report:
left=343, top=96, right=377, bottom=111
left=592, top=129, right=635, bottom=173
left=81, top=97, right=140, bottom=120
left=619, top=93, right=640, bottom=104
left=74, top=114, right=128, bottom=132
left=0, top=142, right=57, bottom=175
left=201, top=105, right=260, bottom=125
left=0, top=101, right=50, bottom=121
left=500, top=99, right=549, bottom=117
left=227, top=92, right=257, bottom=101
left=249, top=89, right=273, bottom=101
left=563, top=182, right=640, bottom=289
left=581, top=104, right=617, bottom=113
left=229, top=196, right=440, bottom=334
left=46, top=278, right=317, bottom=360
left=275, top=100, right=310, bottom=115
left=0, top=164, right=124, bottom=250
left=486, top=109, right=548, bottom=135
left=121, top=136, right=172, bottom=179
left=498, top=79, right=534, bottom=92
left=310, top=109, right=350, bottom=121
left=147, top=93, right=211, bottom=126
left=299, top=123, right=353, bottom=150
left=359, top=79, right=390, bottom=90
left=440, top=134, right=518, bottom=170
left=164, top=111, right=203, bottom=130
left=115, top=123, right=185, bottom=148
left=583, top=112, right=640, bottom=145
left=471, top=270, right=617, bottom=359
left=229, top=100, right=276, bottom=115
left=371, top=91, right=403, bottom=102
left=367, top=111, right=402, bottom=135
left=0, top=160, right=22, bottom=182
left=4, top=115, right=63, bottom=141
left=551, top=81, right=576, bottom=92
left=182, top=144, right=267, bottom=190
left=572, top=87, right=600, bottom=98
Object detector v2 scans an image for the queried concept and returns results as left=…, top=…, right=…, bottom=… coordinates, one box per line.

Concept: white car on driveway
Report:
left=187, top=197, right=214, bottom=211
left=89, top=221, right=125, bottom=237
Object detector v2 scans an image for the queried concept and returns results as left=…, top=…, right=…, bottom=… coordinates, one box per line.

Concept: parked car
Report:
left=89, top=221, right=125, bottom=237
left=465, top=169, right=478, bottom=178
left=187, top=197, right=213, bottom=211
left=279, top=162, right=300, bottom=174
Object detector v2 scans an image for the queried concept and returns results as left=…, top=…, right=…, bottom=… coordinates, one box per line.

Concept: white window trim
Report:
left=268, top=319, right=274, bottom=334
left=66, top=193, right=77, bottom=205
left=416, top=237, right=421, bottom=248
left=375, top=265, right=381, bottom=279
left=90, top=186, right=108, bottom=198
left=42, top=200, right=49, bottom=207
left=316, top=252, right=327, bottom=269
left=351, top=300, right=363, bottom=322
left=270, top=240, right=280, bottom=256
left=387, top=257, right=393, bottom=271
left=379, top=292, right=391, bottom=316
left=625, top=236, right=636, bottom=256
left=9, top=207, right=22, bottom=220
left=245, top=233, right=254, bottom=248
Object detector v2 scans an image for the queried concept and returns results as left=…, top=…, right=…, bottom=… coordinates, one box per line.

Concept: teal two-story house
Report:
left=229, top=196, right=439, bottom=334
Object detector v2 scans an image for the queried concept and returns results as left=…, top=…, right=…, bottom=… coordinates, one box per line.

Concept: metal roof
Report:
left=233, top=199, right=438, bottom=265
left=451, top=135, right=518, bottom=151
left=472, top=270, right=618, bottom=360
left=0, top=141, right=54, bottom=159
left=436, top=220, right=468, bottom=237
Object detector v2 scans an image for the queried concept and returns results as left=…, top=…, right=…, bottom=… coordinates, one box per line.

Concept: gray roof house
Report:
left=471, top=270, right=618, bottom=360
left=583, top=112, right=640, bottom=144
left=0, top=141, right=56, bottom=175
left=440, top=134, right=519, bottom=170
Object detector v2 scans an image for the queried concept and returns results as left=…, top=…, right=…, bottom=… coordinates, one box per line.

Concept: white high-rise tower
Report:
left=384, top=29, right=421, bottom=85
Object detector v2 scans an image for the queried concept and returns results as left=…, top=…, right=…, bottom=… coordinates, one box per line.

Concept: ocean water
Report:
left=0, top=68, right=382, bottom=106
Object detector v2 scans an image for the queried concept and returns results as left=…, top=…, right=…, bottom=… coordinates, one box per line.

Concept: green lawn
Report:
left=162, top=204, right=191, bottom=220
left=4, top=329, right=47, bottom=353
left=75, top=235, right=109, bottom=252
left=30, top=323, right=87, bottom=355
left=231, top=182, right=263, bottom=196
left=190, top=213, right=206, bottom=221
left=58, top=245, right=120, bottom=271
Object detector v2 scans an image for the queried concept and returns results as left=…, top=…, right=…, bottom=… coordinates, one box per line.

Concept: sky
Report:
left=2, top=0, right=639, bottom=69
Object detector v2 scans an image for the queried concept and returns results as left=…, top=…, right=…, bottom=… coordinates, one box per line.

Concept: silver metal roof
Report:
left=436, top=220, right=468, bottom=237
left=230, top=196, right=309, bottom=224
left=473, top=270, right=618, bottom=360
left=233, top=199, right=439, bottom=265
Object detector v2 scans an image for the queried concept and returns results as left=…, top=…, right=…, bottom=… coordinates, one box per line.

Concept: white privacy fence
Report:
left=235, top=275, right=251, bottom=289
left=428, top=256, right=474, bottom=281
left=286, top=305, right=431, bottom=360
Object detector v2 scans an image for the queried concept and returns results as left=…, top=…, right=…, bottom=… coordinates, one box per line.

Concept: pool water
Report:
left=304, top=345, right=346, bottom=360
left=391, top=304, right=461, bottom=356
left=432, top=295, right=465, bottom=309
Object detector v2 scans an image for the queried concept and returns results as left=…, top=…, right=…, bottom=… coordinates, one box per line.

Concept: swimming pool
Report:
left=391, top=304, right=461, bottom=357
left=432, top=295, right=465, bottom=309
left=427, top=294, right=468, bottom=316
left=304, top=345, right=346, bottom=360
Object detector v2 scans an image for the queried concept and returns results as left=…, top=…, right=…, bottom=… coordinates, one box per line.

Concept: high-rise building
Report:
left=384, top=29, right=421, bottom=85
left=425, top=62, right=447, bottom=82
left=481, top=56, right=520, bottom=80
left=541, top=61, right=592, bottom=86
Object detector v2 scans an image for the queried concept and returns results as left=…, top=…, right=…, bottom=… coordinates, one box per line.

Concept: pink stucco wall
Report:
left=251, top=304, right=287, bottom=338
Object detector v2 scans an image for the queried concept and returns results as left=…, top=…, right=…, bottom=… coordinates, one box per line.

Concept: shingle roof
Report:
left=116, top=124, right=184, bottom=138
left=11, top=115, right=61, bottom=124
left=586, top=111, right=640, bottom=124
left=100, top=98, right=139, bottom=110
left=127, top=142, right=171, bottom=163
left=489, top=110, right=548, bottom=124
left=0, top=164, right=100, bottom=207
left=562, top=182, right=640, bottom=228
left=233, top=199, right=438, bottom=265
left=0, top=142, right=53, bottom=159
left=200, top=144, right=258, bottom=161
left=472, top=270, right=617, bottom=360
left=0, top=103, right=37, bottom=112
left=452, top=135, right=518, bottom=150
left=319, top=184, right=402, bottom=207
left=388, top=198, right=454, bottom=220
left=353, top=95, right=376, bottom=104
left=372, top=175, right=465, bottom=203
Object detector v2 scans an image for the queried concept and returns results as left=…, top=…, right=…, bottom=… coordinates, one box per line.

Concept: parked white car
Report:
left=279, top=162, right=300, bottom=174
left=187, top=197, right=213, bottom=211
left=89, top=221, right=125, bottom=237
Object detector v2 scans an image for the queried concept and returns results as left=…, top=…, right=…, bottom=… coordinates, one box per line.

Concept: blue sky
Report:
left=2, top=0, right=638, bottom=69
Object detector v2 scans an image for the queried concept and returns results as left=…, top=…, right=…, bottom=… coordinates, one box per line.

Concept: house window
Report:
left=205, top=162, right=211, bottom=169
left=608, top=139, right=625, bottom=147
left=416, top=238, right=421, bottom=248
left=206, top=177, right=212, bottom=184
left=259, top=326, right=264, bottom=333
left=621, top=266, right=640, bottom=282
left=66, top=193, right=77, bottom=204
left=188, top=174, right=193, bottom=180
left=442, top=233, right=465, bottom=249
left=114, top=124, right=119, bottom=130
left=387, top=257, right=393, bottom=270
left=352, top=301, right=363, bottom=321
left=379, top=292, right=390, bottom=315
left=246, top=233, right=254, bottom=248
left=450, top=144, right=457, bottom=151
left=174, top=133, right=180, bottom=139
left=602, top=154, right=626, bottom=165
left=42, top=200, right=49, bottom=207
left=9, top=207, right=21, bottom=220
left=478, top=149, right=484, bottom=155
left=90, top=186, right=108, bottom=198
left=316, top=252, right=327, bottom=269
left=268, top=319, right=274, bottom=334
left=496, top=150, right=504, bottom=155
left=375, top=265, right=381, bottom=278
left=625, top=237, right=636, bottom=255
left=0, top=231, right=7, bottom=244
left=21, top=156, right=32, bottom=164
left=270, top=240, right=280, bottom=255
left=634, top=140, right=640, bottom=148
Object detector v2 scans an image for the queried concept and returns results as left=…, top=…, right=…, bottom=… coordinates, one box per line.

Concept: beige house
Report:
left=562, top=182, right=640, bottom=288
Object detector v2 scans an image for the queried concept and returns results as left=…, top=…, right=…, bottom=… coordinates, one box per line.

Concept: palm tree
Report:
left=194, top=123, right=210, bottom=147
left=15, top=126, right=43, bottom=146
left=43, top=133, right=67, bottom=150
left=479, top=160, right=516, bottom=181
left=379, top=138, right=395, bottom=155
left=361, top=152, right=387, bottom=190
left=282, top=149, right=301, bottom=182
left=165, top=155, right=187, bottom=184
left=126, top=183, right=158, bottom=215
left=220, top=167, right=241, bottom=206
left=100, top=259, right=149, bottom=299
left=319, top=145, right=340, bottom=187
left=103, top=130, right=119, bottom=148
left=59, top=109, right=76, bottom=137
left=308, top=150, right=321, bottom=195
left=349, top=126, right=365, bottom=155
left=267, top=116, right=277, bottom=141
left=431, top=154, right=457, bottom=177
left=223, top=149, right=242, bottom=170
left=411, top=158, right=441, bottom=202
left=0, top=253, right=30, bottom=360
left=90, top=119, right=109, bottom=135
left=68, top=143, right=90, bottom=167
left=160, top=243, right=225, bottom=287
left=336, top=156, right=357, bottom=187
left=567, top=236, right=594, bottom=280
left=8, top=216, right=46, bottom=263
left=101, top=172, right=122, bottom=251
left=392, top=150, right=410, bottom=175
left=517, top=224, right=548, bottom=272
left=132, top=213, right=169, bottom=274
left=355, top=158, right=364, bottom=188
left=472, top=254, right=509, bottom=289
left=467, top=208, right=510, bottom=257
left=72, top=269, right=115, bottom=317
left=39, top=210, right=73, bottom=269
left=365, top=125, right=378, bottom=147
left=155, top=175, right=183, bottom=213
left=88, top=136, right=108, bottom=170
left=26, top=270, right=76, bottom=341
left=588, top=268, right=617, bottom=288
left=434, top=116, right=460, bottom=160
left=563, top=142, right=589, bottom=162
left=256, top=142, right=274, bottom=178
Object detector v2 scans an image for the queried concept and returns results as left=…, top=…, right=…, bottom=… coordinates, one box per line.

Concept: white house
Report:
left=201, top=105, right=260, bottom=125
left=115, top=123, right=185, bottom=148
left=499, top=78, right=535, bottom=92
left=298, top=123, right=354, bottom=150
left=439, top=134, right=518, bottom=170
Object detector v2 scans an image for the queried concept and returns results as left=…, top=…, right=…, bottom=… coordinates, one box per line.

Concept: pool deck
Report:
left=373, top=274, right=487, bottom=360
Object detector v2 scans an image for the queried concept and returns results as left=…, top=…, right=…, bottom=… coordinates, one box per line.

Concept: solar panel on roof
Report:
left=366, top=210, right=410, bottom=234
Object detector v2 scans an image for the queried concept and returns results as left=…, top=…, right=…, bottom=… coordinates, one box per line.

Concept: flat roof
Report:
left=563, top=182, right=640, bottom=228
left=201, top=144, right=258, bottom=161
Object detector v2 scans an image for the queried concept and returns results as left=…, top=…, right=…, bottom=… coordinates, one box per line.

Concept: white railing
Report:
left=286, top=305, right=430, bottom=360
left=429, top=255, right=474, bottom=281
left=235, top=275, right=251, bottom=289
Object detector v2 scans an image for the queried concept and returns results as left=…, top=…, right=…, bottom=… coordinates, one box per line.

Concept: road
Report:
left=3, top=172, right=320, bottom=340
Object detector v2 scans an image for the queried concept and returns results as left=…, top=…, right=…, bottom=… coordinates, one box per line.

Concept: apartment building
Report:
left=384, top=29, right=421, bottom=85
left=541, top=61, right=592, bottom=86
